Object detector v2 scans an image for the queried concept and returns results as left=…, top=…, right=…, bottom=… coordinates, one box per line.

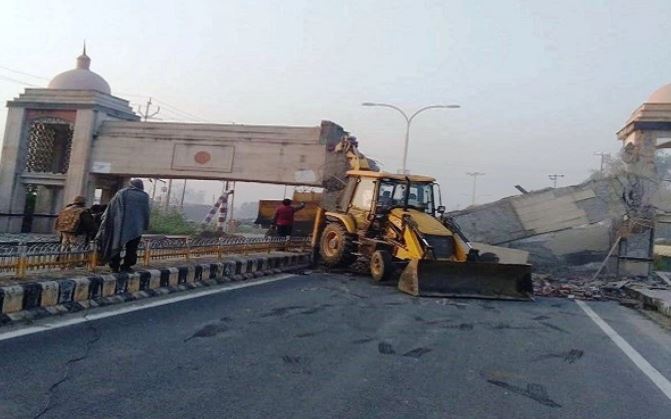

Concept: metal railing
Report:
left=0, top=236, right=310, bottom=278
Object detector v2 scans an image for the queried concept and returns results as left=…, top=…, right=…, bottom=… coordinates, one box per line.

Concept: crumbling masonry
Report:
left=450, top=84, right=671, bottom=276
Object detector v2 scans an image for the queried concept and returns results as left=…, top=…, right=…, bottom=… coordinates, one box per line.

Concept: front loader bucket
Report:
left=398, top=259, right=533, bottom=300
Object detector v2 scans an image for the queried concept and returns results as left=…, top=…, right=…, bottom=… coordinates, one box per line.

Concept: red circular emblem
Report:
left=194, top=151, right=211, bottom=164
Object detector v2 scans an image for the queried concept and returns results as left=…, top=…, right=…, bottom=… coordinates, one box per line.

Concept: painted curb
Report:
left=0, top=252, right=311, bottom=325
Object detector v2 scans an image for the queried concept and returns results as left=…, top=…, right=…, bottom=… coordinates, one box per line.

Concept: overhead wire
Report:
left=0, top=74, right=39, bottom=87
left=152, top=98, right=209, bottom=123
left=0, top=64, right=211, bottom=123
left=114, top=91, right=209, bottom=123
left=0, top=65, right=49, bottom=80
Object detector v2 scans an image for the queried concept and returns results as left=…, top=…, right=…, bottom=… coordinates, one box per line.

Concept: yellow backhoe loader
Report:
left=311, top=138, right=533, bottom=300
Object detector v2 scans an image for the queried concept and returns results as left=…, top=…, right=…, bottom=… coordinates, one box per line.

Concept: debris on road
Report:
left=532, top=272, right=671, bottom=302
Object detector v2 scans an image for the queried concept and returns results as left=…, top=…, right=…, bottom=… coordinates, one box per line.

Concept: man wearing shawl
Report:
left=96, top=179, right=150, bottom=273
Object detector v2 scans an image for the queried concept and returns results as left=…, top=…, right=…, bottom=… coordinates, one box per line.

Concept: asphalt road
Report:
left=1, top=273, right=670, bottom=418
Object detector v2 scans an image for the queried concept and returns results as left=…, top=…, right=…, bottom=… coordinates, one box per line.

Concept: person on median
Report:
left=96, top=179, right=150, bottom=273
left=272, top=198, right=305, bottom=238
left=54, top=195, right=97, bottom=247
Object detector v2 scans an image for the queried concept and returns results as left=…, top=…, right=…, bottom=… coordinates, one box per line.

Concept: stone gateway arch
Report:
left=0, top=49, right=349, bottom=233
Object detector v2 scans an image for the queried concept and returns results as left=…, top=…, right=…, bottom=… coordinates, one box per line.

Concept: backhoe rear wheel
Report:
left=319, top=223, right=356, bottom=267
left=370, top=249, right=393, bottom=282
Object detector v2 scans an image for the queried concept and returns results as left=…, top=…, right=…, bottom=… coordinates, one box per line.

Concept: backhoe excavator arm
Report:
left=333, top=135, right=376, bottom=171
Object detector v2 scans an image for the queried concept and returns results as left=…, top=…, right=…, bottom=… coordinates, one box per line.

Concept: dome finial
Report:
left=76, top=43, right=91, bottom=70
left=48, top=43, right=111, bottom=94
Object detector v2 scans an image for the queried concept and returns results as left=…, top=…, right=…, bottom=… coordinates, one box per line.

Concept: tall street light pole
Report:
left=466, top=172, right=485, bottom=205
left=362, top=102, right=460, bottom=174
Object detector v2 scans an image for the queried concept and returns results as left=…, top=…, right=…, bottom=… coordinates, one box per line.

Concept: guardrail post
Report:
left=143, top=239, right=152, bottom=266
left=217, top=238, right=224, bottom=261
left=16, top=242, right=27, bottom=278
left=88, top=240, right=98, bottom=273
left=185, top=237, right=191, bottom=262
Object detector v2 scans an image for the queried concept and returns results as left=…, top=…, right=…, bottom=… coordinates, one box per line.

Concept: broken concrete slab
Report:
left=449, top=174, right=655, bottom=274
left=471, top=242, right=529, bottom=265
left=625, top=286, right=671, bottom=318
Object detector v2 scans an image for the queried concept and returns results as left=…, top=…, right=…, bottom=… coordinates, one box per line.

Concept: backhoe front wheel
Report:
left=319, top=223, right=356, bottom=267
left=370, top=249, right=393, bottom=282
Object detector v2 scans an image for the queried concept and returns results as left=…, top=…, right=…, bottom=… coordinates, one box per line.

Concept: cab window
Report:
left=351, top=178, right=375, bottom=211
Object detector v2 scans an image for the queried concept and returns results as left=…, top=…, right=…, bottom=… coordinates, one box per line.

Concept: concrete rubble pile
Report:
left=445, top=164, right=671, bottom=306
left=532, top=272, right=671, bottom=302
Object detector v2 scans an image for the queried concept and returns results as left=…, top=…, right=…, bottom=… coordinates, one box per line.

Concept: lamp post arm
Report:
left=367, top=103, right=410, bottom=122
left=409, top=105, right=453, bottom=123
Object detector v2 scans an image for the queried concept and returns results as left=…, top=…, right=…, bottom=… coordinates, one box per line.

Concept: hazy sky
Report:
left=1, top=0, right=671, bottom=210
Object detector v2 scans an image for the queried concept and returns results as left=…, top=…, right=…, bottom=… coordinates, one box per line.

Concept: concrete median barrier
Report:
left=0, top=251, right=311, bottom=325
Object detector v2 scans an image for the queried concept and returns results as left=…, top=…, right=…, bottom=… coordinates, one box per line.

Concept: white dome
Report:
left=48, top=48, right=111, bottom=95
left=647, top=84, right=671, bottom=104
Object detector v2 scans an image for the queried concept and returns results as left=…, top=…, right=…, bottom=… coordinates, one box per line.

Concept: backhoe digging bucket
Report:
left=398, top=259, right=533, bottom=300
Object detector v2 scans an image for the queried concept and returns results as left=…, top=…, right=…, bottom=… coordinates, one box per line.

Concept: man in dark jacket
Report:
left=96, top=179, right=150, bottom=272
left=272, top=199, right=305, bottom=237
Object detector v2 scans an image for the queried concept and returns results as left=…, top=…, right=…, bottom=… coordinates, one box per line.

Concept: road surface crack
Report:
left=184, top=323, right=229, bottom=342
left=33, top=313, right=101, bottom=419
left=487, top=380, right=561, bottom=408
left=402, top=347, right=432, bottom=358
left=533, top=349, right=584, bottom=364
left=378, top=341, right=396, bottom=355
left=539, top=321, right=570, bottom=334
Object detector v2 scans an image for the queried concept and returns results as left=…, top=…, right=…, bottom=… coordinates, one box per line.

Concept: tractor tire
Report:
left=319, top=223, right=356, bottom=267
left=370, top=249, right=394, bottom=282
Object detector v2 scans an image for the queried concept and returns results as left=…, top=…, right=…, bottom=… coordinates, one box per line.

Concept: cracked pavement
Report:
left=33, top=316, right=101, bottom=419
left=0, top=273, right=670, bottom=418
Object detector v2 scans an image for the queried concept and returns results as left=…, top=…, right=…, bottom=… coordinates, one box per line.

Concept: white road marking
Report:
left=0, top=274, right=296, bottom=342
left=576, top=299, right=671, bottom=400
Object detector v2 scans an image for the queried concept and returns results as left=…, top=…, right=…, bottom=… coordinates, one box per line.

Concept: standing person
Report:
left=54, top=196, right=97, bottom=247
left=96, top=179, right=150, bottom=273
left=89, top=204, right=107, bottom=232
left=272, top=199, right=305, bottom=238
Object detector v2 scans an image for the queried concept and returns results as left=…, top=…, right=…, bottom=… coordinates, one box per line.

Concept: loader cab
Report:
left=342, top=176, right=376, bottom=229
left=338, top=171, right=443, bottom=230
left=375, top=179, right=443, bottom=217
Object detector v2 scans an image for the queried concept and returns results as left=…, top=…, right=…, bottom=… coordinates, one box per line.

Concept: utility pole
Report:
left=137, top=97, right=160, bottom=121
left=594, top=152, right=610, bottom=176
left=179, top=179, right=187, bottom=209
left=138, top=99, right=161, bottom=196
left=151, top=179, right=157, bottom=203
left=228, top=181, right=236, bottom=232
left=164, top=179, right=173, bottom=210
left=466, top=172, right=485, bottom=205
left=150, top=178, right=166, bottom=206
left=548, top=174, right=564, bottom=188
